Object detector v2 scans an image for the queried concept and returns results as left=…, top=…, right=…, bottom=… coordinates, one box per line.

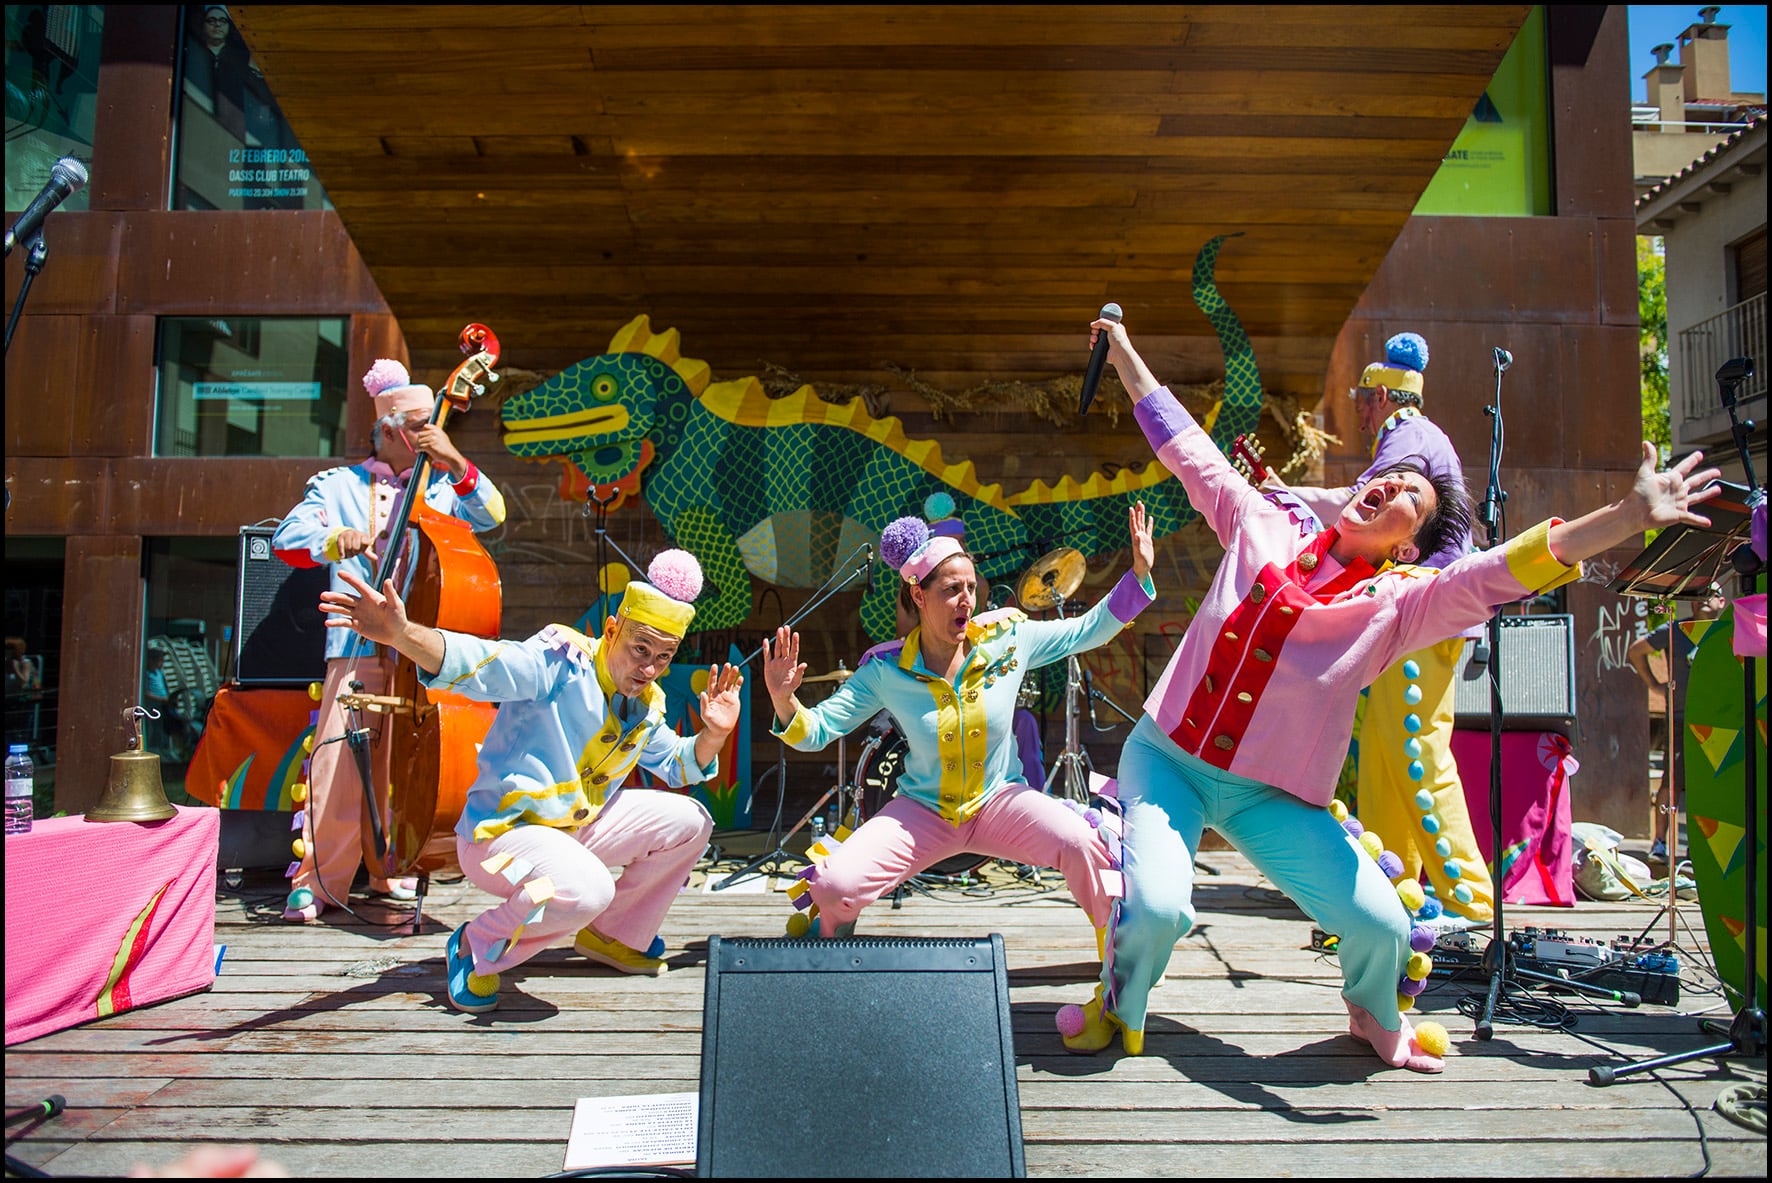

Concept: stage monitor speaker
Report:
left=698, top=935, right=1025, bottom=1179
left=233, top=525, right=329, bottom=687
left=1453, top=613, right=1577, bottom=731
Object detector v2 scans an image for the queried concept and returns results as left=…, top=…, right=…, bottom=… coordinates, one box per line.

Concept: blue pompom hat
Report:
left=1359, top=332, right=1429, bottom=398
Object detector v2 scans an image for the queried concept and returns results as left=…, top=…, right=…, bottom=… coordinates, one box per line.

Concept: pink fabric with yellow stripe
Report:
left=4, top=807, right=218, bottom=1045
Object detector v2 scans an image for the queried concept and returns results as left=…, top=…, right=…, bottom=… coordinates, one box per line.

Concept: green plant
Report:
left=1637, top=236, right=1672, bottom=462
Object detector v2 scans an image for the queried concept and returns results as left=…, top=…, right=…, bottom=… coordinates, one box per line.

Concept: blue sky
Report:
left=1627, top=5, right=1767, bottom=101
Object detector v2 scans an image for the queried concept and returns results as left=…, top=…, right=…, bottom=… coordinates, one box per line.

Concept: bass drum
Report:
left=854, top=728, right=989, bottom=879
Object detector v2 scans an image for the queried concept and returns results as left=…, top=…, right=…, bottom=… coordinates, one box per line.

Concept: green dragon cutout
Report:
left=501, top=234, right=1265, bottom=641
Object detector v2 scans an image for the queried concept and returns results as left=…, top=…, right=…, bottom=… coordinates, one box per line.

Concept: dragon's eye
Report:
left=591, top=375, right=619, bottom=402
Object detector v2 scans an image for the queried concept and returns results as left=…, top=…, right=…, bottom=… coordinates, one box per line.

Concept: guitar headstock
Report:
left=442, top=322, right=501, bottom=411
left=1229, top=433, right=1268, bottom=486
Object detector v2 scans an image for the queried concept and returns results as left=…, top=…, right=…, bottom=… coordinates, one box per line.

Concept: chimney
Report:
left=1644, top=44, right=1686, bottom=130
left=1678, top=9, right=1732, bottom=103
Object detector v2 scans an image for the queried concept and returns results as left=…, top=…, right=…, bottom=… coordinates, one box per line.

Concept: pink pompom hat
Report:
left=361, top=358, right=433, bottom=420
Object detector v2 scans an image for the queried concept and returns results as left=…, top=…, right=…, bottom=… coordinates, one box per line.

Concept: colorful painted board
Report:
left=1681, top=609, right=1768, bottom=1004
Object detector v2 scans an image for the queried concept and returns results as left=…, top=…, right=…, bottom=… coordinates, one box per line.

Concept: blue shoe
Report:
left=445, top=924, right=499, bottom=1014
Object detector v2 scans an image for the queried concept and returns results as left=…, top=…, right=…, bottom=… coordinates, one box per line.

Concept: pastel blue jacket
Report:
left=775, top=569, right=1155, bottom=824
left=273, top=458, right=506, bottom=660
left=419, top=625, right=716, bottom=843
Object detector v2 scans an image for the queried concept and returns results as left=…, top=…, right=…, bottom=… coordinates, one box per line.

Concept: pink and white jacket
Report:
left=1134, top=389, right=1580, bottom=805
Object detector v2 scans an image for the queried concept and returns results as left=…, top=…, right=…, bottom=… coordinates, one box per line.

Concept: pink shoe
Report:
left=1346, top=1001, right=1444, bottom=1073
left=282, top=887, right=321, bottom=924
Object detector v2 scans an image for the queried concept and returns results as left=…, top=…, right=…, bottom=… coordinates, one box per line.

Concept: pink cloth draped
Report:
left=5, top=806, right=218, bottom=1045
left=1450, top=730, right=1575, bottom=907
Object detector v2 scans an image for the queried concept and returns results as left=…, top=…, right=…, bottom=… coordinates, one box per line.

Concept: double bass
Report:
left=346, top=324, right=504, bottom=901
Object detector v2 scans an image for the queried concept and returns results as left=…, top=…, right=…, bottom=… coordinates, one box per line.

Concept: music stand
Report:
left=1590, top=361, right=1765, bottom=1086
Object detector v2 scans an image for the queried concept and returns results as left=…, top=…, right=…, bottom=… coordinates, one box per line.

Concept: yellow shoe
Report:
left=574, top=927, right=668, bottom=976
left=1056, top=984, right=1142, bottom=1055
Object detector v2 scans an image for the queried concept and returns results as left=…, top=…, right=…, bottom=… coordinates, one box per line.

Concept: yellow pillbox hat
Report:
left=614, top=549, right=703, bottom=637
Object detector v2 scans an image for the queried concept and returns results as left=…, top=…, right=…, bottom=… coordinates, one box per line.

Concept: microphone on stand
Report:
left=1078, top=302, right=1124, bottom=416
left=1492, top=347, right=1513, bottom=373
left=4, top=157, right=88, bottom=256
left=1083, top=670, right=1101, bottom=730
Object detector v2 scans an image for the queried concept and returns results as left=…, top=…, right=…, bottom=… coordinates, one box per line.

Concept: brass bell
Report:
left=87, top=707, right=177, bottom=824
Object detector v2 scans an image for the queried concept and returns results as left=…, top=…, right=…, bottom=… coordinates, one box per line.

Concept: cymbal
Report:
left=802, top=668, right=853, bottom=684
left=1015, top=547, right=1086, bottom=611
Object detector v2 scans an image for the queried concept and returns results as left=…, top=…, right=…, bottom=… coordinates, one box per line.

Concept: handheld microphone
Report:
left=1078, top=302, right=1123, bottom=416
left=4, top=157, right=88, bottom=256
left=1492, top=347, right=1513, bottom=373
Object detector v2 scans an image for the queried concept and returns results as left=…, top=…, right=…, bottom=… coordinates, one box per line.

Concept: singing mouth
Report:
left=1354, top=486, right=1386, bottom=521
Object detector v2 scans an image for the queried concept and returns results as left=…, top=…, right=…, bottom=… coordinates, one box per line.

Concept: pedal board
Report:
left=1308, top=926, right=1681, bottom=1006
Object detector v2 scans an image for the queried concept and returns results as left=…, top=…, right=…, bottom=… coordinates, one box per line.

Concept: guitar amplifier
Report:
left=233, top=525, right=330, bottom=687
left=1452, top=614, right=1576, bottom=731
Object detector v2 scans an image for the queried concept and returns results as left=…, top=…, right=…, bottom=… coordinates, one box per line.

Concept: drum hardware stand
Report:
left=1592, top=356, right=1765, bottom=1085
left=715, top=542, right=871, bottom=892
left=1044, top=592, right=1094, bottom=806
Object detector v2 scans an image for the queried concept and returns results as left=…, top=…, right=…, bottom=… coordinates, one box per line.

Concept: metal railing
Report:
left=1677, top=291, right=1766, bottom=424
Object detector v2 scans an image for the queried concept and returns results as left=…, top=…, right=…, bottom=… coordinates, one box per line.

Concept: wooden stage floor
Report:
left=5, top=843, right=1765, bottom=1178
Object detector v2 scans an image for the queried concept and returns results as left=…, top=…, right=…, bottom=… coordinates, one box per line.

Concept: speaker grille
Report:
left=1452, top=614, right=1576, bottom=729
left=699, top=934, right=1023, bottom=1177
left=233, top=525, right=329, bottom=686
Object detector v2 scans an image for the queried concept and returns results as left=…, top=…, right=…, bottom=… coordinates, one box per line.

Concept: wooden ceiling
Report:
left=231, top=5, right=1530, bottom=396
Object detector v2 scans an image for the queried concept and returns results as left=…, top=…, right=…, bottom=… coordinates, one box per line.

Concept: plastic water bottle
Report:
left=5, top=744, right=34, bottom=836
left=809, top=816, right=825, bottom=847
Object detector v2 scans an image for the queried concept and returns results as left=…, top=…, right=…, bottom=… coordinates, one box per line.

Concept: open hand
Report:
left=1634, top=443, right=1723, bottom=530
left=760, top=626, right=806, bottom=702
left=1128, top=500, right=1155, bottom=579
left=698, top=663, right=745, bottom=736
left=320, top=568, right=411, bottom=646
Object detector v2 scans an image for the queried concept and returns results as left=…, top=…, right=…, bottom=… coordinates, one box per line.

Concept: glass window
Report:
left=142, top=538, right=237, bottom=800
left=155, top=316, right=350, bottom=457
left=172, top=4, right=331, bottom=211
left=1412, top=6, right=1553, bottom=217
left=3, top=538, right=63, bottom=806
left=3, top=5, right=102, bottom=214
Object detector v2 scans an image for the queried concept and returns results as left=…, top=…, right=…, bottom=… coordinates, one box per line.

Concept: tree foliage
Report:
left=1637, top=236, right=1672, bottom=461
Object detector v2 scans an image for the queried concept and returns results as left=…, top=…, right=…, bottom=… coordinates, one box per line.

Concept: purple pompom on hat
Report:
left=880, top=514, right=964, bottom=583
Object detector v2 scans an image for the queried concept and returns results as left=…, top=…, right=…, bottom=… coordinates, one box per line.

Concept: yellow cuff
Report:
left=322, top=528, right=346, bottom=563
left=1504, top=519, right=1582, bottom=595
left=774, top=705, right=813, bottom=748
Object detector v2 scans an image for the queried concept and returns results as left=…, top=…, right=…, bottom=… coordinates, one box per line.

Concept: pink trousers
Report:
left=294, top=656, right=396, bottom=906
left=809, top=784, right=1116, bottom=935
left=456, top=788, right=712, bottom=975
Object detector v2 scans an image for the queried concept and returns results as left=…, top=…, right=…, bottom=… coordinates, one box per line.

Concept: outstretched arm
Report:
left=1546, top=444, right=1722, bottom=567
left=1093, top=316, right=1162, bottom=403
left=320, top=568, right=446, bottom=673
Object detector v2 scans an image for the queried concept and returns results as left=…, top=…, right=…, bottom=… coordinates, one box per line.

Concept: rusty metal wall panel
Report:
left=90, top=6, right=179, bottom=212
left=117, top=211, right=389, bottom=313
left=55, top=535, right=144, bottom=815
left=1549, top=4, right=1636, bottom=220
left=4, top=317, right=83, bottom=457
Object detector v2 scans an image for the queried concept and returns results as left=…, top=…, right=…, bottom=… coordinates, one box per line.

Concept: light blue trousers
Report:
left=1105, top=715, right=1412, bottom=1033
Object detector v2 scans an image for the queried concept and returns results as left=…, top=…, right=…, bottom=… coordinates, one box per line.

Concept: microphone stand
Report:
left=713, top=544, right=875, bottom=891
left=3, top=232, right=47, bottom=356
left=1469, top=350, right=1628, bottom=1038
